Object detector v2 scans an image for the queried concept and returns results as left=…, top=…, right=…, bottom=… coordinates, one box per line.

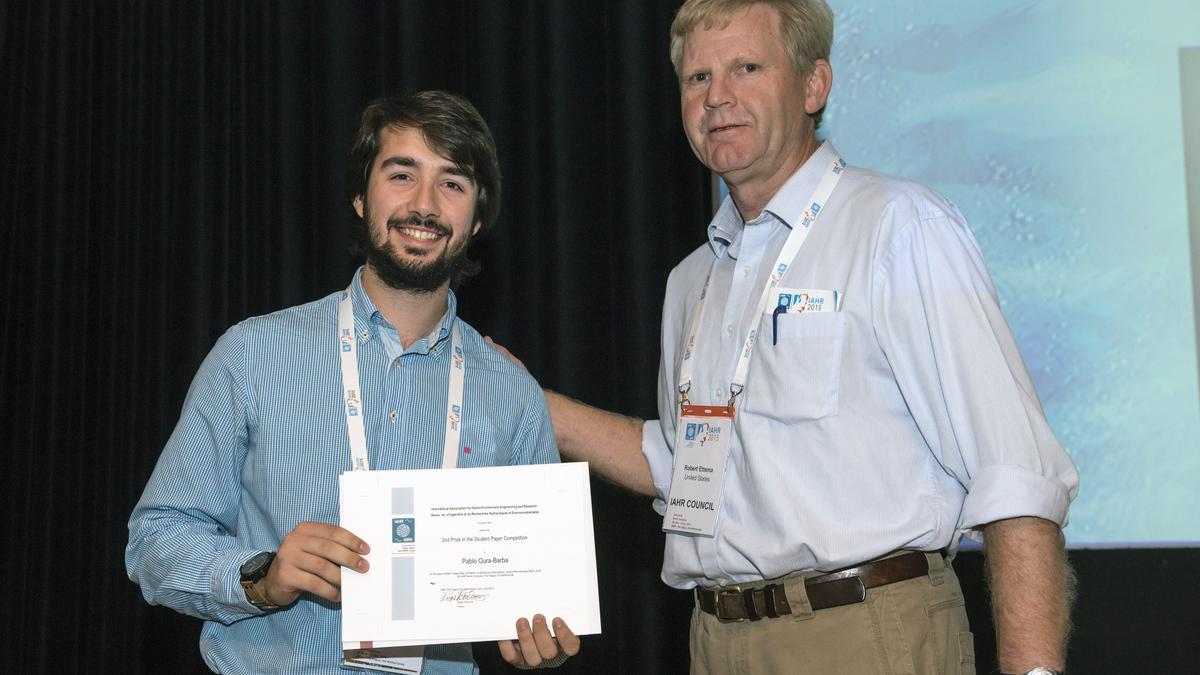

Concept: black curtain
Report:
left=2, top=2, right=703, bottom=672
left=5, top=2, right=1198, bottom=673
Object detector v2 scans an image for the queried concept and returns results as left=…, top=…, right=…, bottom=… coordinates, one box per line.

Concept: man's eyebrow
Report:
left=378, top=155, right=473, bottom=182
left=443, top=165, right=474, bottom=182
left=379, top=156, right=417, bottom=170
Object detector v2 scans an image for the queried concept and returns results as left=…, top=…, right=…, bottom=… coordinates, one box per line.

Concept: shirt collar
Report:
left=348, top=266, right=458, bottom=358
left=706, top=198, right=742, bottom=259
left=705, top=141, right=840, bottom=260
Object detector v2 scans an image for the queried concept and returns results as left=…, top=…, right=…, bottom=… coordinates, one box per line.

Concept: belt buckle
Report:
left=714, top=584, right=747, bottom=623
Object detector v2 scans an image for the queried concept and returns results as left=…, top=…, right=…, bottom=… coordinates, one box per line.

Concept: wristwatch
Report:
left=239, top=551, right=280, bottom=610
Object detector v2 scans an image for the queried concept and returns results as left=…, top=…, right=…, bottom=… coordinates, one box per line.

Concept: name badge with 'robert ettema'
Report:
left=663, top=404, right=735, bottom=537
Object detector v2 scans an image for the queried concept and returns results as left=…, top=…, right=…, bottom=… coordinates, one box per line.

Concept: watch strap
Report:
left=239, top=551, right=280, bottom=610
left=241, top=577, right=281, bottom=610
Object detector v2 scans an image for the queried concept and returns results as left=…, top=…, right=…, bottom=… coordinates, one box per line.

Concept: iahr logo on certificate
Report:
left=393, top=517, right=415, bottom=543
left=393, top=517, right=416, bottom=555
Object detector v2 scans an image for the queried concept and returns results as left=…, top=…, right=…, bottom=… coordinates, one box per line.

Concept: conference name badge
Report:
left=663, top=404, right=734, bottom=537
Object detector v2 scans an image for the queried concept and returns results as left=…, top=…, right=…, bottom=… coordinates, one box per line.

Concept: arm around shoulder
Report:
left=480, top=335, right=656, bottom=495
left=543, top=390, right=654, bottom=496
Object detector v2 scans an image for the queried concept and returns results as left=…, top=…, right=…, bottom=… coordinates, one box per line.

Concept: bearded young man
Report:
left=127, top=91, right=578, bottom=674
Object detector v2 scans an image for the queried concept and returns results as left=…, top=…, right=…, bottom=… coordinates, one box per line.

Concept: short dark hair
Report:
left=345, top=90, right=502, bottom=239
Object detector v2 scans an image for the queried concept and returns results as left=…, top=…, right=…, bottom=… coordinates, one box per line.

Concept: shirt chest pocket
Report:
left=741, top=312, right=846, bottom=422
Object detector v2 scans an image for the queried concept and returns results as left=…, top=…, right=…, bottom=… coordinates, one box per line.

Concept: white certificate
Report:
left=339, top=462, right=602, bottom=653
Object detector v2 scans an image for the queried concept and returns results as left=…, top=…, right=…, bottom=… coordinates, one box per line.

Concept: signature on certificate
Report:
left=439, top=588, right=491, bottom=605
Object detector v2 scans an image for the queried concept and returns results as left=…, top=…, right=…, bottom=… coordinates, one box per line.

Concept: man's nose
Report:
left=704, top=73, right=734, bottom=109
left=410, top=179, right=440, bottom=219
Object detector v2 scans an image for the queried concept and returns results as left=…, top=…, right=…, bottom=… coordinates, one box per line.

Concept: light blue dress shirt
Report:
left=641, top=142, right=1079, bottom=588
left=127, top=267, right=558, bottom=674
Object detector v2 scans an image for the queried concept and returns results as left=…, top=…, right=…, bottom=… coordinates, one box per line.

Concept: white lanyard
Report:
left=338, top=288, right=465, bottom=472
left=677, top=151, right=845, bottom=407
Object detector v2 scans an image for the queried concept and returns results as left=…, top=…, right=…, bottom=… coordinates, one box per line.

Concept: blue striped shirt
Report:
left=126, top=267, right=558, bottom=674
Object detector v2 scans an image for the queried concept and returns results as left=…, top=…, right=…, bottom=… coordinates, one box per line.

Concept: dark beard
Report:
left=361, top=212, right=469, bottom=294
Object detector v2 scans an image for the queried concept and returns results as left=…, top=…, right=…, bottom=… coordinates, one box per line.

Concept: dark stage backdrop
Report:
left=1, top=2, right=1195, bottom=673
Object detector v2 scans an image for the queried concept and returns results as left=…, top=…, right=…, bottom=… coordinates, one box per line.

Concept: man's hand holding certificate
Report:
left=339, top=462, right=601, bottom=670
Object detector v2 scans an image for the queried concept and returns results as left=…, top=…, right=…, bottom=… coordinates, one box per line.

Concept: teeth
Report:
left=400, top=228, right=441, bottom=241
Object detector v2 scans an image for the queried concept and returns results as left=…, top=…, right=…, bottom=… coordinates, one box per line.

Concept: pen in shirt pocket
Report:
left=771, top=289, right=842, bottom=344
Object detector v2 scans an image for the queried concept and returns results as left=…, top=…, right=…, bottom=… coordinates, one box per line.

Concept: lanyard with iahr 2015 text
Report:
left=338, top=287, right=465, bottom=473
left=662, top=151, right=845, bottom=537
left=337, top=287, right=464, bottom=672
left=676, top=150, right=846, bottom=410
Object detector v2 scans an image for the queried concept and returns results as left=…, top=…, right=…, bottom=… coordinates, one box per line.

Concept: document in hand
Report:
left=339, top=462, right=602, bottom=657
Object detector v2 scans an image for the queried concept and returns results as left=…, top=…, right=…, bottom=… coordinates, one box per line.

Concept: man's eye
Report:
left=444, top=181, right=464, bottom=192
left=390, top=173, right=411, bottom=181
left=689, top=73, right=709, bottom=84
left=742, top=63, right=759, bottom=73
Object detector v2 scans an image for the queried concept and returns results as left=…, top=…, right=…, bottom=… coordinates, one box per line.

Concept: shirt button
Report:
left=716, top=387, right=724, bottom=399
left=394, top=357, right=402, bottom=366
left=389, top=410, right=398, bottom=422
left=726, top=324, right=735, bottom=334
left=742, top=265, right=752, bottom=275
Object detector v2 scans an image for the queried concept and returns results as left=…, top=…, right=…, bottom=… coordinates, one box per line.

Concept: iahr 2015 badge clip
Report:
left=662, top=403, right=735, bottom=537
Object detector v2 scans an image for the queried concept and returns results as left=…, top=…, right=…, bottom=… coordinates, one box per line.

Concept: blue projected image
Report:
left=717, top=1, right=1200, bottom=545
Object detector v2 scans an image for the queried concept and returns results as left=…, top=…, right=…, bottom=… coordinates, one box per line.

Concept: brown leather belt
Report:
left=695, top=551, right=935, bottom=622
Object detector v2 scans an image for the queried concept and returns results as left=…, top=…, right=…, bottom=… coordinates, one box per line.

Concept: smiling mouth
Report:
left=397, top=227, right=443, bottom=241
left=709, top=123, right=746, bottom=135
left=388, top=215, right=451, bottom=243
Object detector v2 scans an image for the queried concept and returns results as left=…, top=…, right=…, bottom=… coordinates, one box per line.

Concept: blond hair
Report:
left=670, top=0, right=833, bottom=84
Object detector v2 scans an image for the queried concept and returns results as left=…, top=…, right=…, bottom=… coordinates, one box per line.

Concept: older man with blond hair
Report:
left=532, top=1, right=1079, bottom=673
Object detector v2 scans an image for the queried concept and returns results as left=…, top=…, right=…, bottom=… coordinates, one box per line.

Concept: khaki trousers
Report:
left=689, top=553, right=975, bottom=675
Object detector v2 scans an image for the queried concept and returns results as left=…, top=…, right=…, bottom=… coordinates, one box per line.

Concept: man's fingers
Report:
left=292, top=521, right=370, bottom=555
left=530, top=614, right=558, bottom=659
left=514, top=617, right=543, bottom=667
left=266, top=551, right=341, bottom=603
left=279, top=522, right=369, bottom=578
left=497, top=637, right=521, bottom=665
left=290, top=549, right=348, bottom=589
left=302, top=535, right=369, bottom=572
left=263, top=558, right=343, bottom=604
left=484, top=336, right=528, bottom=372
left=552, top=617, right=580, bottom=656
left=266, top=521, right=371, bottom=604
left=497, top=615, right=578, bottom=667
left=289, top=573, right=342, bottom=603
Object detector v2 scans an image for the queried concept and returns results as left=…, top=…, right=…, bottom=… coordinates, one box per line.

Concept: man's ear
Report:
left=471, top=220, right=482, bottom=237
left=804, top=59, right=833, bottom=115
left=353, top=195, right=364, bottom=219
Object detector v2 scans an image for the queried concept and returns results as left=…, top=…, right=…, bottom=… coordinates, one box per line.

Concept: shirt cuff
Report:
left=210, top=550, right=268, bottom=615
left=641, top=419, right=673, bottom=514
left=511, top=651, right=570, bottom=669
left=958, top=464, right=1073, bottom=541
